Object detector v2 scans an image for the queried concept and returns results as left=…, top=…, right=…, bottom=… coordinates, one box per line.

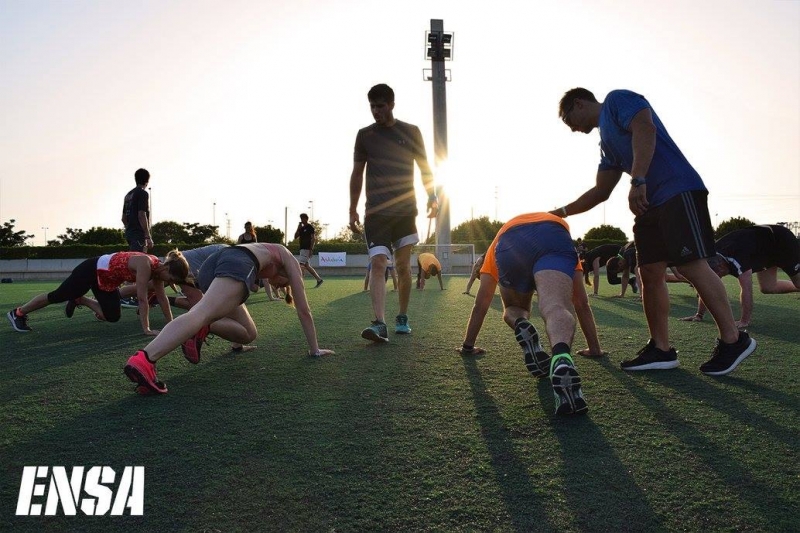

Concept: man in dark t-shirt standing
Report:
left=122, top=168, right=152, bottom=253
left=294, top=213, right=323, bottom=287
left=348, top=83, right=438, bottom=343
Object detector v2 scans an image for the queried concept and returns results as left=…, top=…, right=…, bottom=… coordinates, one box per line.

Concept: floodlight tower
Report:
left=424, top=19, right=453, bottom=271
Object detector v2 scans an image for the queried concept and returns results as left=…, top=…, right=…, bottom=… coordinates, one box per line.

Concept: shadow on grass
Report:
left=609, top=368, right=796, bottom=530
left=461, top=356, right=665, bottom=532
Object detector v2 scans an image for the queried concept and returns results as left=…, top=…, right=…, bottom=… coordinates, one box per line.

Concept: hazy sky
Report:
left=1, top=0, right=798, bottom=246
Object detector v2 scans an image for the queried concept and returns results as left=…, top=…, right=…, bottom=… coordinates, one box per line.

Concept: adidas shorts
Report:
left=634, top=190, right=715, bottom=267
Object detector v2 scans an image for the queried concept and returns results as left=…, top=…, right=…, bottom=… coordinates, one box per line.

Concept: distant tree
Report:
left=450, top=217, right=504, bottom=245
left=52, top=227, right=85, bottom=245
left=330, top=225, right=365, bottom=244
left=183, top=223, right=223, bottom=244
left=255, top=225, right=284, bottom=243
left=0, top=219, right=34, bottom=247
left=715, top=216, right=756, bottom=240
left=584, top=225, right=627, bottom=241
left=152, top=221, right=190, bottom=244
left=78, top=227, right=126, bottom=245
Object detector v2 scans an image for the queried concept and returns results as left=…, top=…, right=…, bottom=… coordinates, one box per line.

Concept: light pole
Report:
left=213, top=202, right=216, bottom=226
left=41, top=226, right=48, bottom=245
left=148, top=187, right=153, bottom=224
left=308, top=200, right=314, bottom=222
left=424, top=19, right=454, bottom=272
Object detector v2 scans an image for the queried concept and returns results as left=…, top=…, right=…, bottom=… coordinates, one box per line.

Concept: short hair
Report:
left=558, top=88, right=598, bottom=120
left=368, top=84, right=394, bottom=103
left=299, top=213, right=309, bottom=221
left=134, top=168, right=150, bottom=186
left=430, top=265, right=439, bottom=277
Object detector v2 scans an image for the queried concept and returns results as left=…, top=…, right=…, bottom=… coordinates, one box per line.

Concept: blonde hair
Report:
left=163, top=250, right=190, bottom=284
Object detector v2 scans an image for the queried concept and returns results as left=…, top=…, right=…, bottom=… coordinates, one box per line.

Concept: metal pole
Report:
left=430, top=19, right=451, bottom=273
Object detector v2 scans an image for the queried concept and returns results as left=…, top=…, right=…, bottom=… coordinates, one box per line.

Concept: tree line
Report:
left=0, top=216, right=767, bottom=250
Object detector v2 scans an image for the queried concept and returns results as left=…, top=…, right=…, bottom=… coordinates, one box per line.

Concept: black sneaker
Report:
left=315, top=279, right=324, bottom=288
left=120, top=297, right=139, bottom=308
left=514, top=319, right=551, bottom=378
left=630, top=277, right=639, bottom=294
left=620, top=339, right=679, bottom=371
left=65, top=299, right=80, bottom=318
left=361, top=320, right=389, bottom=343
left=551, top=357, right=588, bottom=416
left=700, top=332, right=757, bottom=376
left=7, top=308, right=32, bottom=332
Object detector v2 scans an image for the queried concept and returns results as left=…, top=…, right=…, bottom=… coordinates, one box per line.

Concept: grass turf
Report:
left=0, top=276, right=798, bottom=532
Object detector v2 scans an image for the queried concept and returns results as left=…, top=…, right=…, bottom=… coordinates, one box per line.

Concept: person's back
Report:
left=121, top=168, right=152, bottom=252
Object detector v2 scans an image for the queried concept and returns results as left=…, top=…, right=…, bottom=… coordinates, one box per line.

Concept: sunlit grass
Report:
left=1, top=277, right=798, bottom=532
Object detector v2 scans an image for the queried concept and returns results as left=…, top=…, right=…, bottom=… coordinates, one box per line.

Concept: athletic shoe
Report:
left=630, top=277, right=639, bottom=294
left=395, top=314, right=411, bottom=334
left=124, top=350, right=167, bottom=394
left=361, top=320, right=389, bottom=343
left=120, top=297, right=138, bottom=309
left=620, top=340, right=679, bottom=371
left=700, top=332, right=757, bottom=376
left=514, top=319, right=550, bottom=378
left=65, top=299, right=80, bottom=318
left=315, top=279, right=324, bottom=288
left=551, top=357, right=589, bottom=416
left=181, top=325, right=211, bottom=364
left=7, top=308, right=32, bottom=332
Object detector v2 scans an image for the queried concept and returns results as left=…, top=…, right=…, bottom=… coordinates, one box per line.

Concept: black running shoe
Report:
left=551, top=358, right=588, bottom=416
left=7, top=308, right=32, bottom=332
left=620, top=339, right=679, bottom=371
left=361, top=320, right=389, bottom=343
left=514, top=319, right=551, bottom=378
left=630, top=277, right=639, bottom=294
left=700, top=332, right=757, bottom=376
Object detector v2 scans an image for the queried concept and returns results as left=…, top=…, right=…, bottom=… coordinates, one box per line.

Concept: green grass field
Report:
left=1, top=276, right=798, bottom=532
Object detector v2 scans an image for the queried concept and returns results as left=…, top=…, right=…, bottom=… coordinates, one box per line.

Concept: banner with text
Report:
left=318, top=252, right=347, bottom=267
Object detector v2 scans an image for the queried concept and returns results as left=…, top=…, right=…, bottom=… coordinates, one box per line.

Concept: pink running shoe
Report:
left=181, top=325, right=210, bottom=364
left=124, top=350, right=167, bottom=394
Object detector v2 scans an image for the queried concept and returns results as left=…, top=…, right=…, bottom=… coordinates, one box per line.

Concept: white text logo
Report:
left=16, top=466, right=144, bottom=516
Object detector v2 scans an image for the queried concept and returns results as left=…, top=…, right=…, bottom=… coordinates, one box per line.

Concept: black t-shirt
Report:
left=621, top=241, right=637, bottom=270
left=584, top=244, right=621, bottom=266
left=354, top=120, right=428, bottom=217
left=295, top=223, right=315, bottom=249
left=122, top=187, right=149, bottom=232
left=716, top=224, right=800, bottom=276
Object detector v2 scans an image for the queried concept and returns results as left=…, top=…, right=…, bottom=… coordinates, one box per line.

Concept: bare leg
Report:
left=639, top=262, right=671, bottom=350
left=394, top=245, right=413, bottom=315
left=533, top=270, right=576, bottom=349
left=369, top=254, right=388, bottom=322
left=676, top=259, right=739, bottom=344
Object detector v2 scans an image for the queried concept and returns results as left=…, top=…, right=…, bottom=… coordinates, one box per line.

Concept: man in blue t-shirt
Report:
left=550, top=88, right=756, bottom=376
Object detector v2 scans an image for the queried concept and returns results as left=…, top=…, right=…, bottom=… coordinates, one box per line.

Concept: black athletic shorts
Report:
left=634, top=190, right=715, bottom=267
left=363, top=214, right=418, bottom=258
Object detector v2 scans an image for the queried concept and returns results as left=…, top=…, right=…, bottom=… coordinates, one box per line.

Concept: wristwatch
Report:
left=630, top=177, right=646, bottom=187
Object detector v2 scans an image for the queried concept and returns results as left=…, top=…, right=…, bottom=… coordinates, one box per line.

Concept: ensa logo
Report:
left=16, top=466, right=144, bottom=516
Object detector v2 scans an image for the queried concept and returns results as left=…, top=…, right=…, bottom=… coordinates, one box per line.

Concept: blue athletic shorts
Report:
left=495, top=222, right=578, bottom=293
left=197, top=247, right=258, bottom=304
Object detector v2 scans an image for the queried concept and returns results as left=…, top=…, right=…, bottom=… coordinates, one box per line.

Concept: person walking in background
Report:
left=605, top=241, right=639, bottom=297
left=348, top=83, right=438, bottom=342
left=456, top=213, right=590, bottom=416
left=122, top=168, right=153, bottom=253
left=237, top=221, right=257, bottom=244
left=123, top=242, right=334, bottom=394
left=553, top=87, right=756, bottom=376
left=463, top=253, right=486, bottom=295
left=416, top=252, right=444, bottom=290
left=581, top=243, right=622, bottom=296
left=7, top=251, right=188, bottom=336
left=680, top=224, right=800, bottom=328
left=294, top=213, right=323, bottom=288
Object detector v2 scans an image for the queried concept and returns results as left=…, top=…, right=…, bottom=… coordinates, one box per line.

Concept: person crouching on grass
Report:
left=123, top=242, right=335, bottom=395
left=7, top=251, right=189, bottom=336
